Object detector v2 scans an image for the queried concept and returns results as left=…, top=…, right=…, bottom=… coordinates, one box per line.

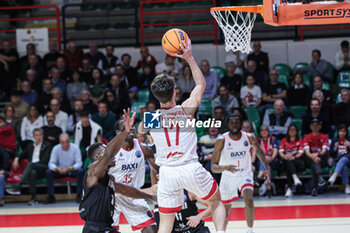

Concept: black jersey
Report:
left=79, top=173, right=115, bottom=225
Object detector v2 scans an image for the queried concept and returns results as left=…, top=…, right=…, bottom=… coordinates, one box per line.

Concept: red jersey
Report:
left=259, top=137, right=278, bottom=157
left=279, top=138, right=303, bottom=155
left=303, top=133, right=329, bottom=153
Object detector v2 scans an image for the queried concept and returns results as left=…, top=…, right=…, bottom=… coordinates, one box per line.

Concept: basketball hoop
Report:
left=210, top=5, right=264, bottom=54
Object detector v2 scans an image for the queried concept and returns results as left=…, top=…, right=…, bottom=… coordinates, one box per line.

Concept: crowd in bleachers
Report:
left=0, top=38, right=349, bottom=207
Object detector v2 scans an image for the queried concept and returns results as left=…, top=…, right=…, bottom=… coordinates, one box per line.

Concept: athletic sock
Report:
left=247, top=227, right=254, bottom=233
left=217, top=231, right=225, bottom=233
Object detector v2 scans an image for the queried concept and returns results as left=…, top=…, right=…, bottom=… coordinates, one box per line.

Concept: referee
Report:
left=79, top=109, right=156, bottom=233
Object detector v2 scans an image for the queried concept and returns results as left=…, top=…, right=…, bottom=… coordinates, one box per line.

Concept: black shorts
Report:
left=82, top=221, right=120, bottom=233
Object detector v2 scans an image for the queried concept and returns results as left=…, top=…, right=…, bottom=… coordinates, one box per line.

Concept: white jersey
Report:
left=219, top=131, right=252, bottom=177
left=150, top=105, right=198, bottom=166
left=108, top=139, right=146, bottom=188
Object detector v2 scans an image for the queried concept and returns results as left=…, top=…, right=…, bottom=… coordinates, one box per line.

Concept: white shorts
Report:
left=219, top=171, right=254, bottom=205
left=157, top=162, right=217, bottom=214
left=112, top=195, right=156, bottom=231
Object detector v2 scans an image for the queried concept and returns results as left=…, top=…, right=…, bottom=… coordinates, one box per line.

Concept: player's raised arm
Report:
left=173, top=39, right=206, bottom=116
left=247, top=135, right=270, bottom=184
left=141, top=144, right=159, bottom=173
left=211, top=138, right=237, bottom=173
left=115, top=182, right=157, bottom=201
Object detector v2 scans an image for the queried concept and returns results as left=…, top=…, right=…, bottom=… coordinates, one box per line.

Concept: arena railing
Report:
left=139, top=0, right=218, bottom=46
left=61, top=1, right=139, bottom=50
left=0, top=5, right=61, bottom=50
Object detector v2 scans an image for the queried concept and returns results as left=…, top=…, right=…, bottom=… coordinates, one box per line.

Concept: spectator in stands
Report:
left=45, top=133, right=83, bottom=204
left=36, top=78, right=53, bottom=114
left=114, top=64, right=130, bottom=88
left=91, top=101, right=116, bottom=140
left=84, top=42, right=108, bottom=70
left=311, top=90, right=332, bottom=123
left=21, top=54, right=46, bottom=81
left=212, top=85, right=239, bottom=115
left=67, top=100, right=84, bottom=134
left=138, top=64, right=153, bottom=90
left=7, top=128, right=53, bottom=205
left=3, top=105, right=21, bottom=143
left=21, top=80, right=37, bottom=105
left=0, top=40, right=19, bottom=88
left=260, top=69, right=287, bottom=117
left=19, top=43, right=42, bottom=70
left=247, top=41, right=269, bottom=73
left=51, top=87, right=72, bottom=115
left=225, top=51, right=246, bottom=76
left=43, top=41, right=62, bottom=69
left=88, top=68, right=105, bottom=103
left=328, top=124, right=350, bottom=194
left=67, top=71, right=87, bottom=108
left=304, top=118, right=329, bottom=196
left=0, top=54, right=10, bottom=99
left=279, top=124, right=304, bottom=197
left=74, top=111, right=102, bottom=154
left=244, top=60, right=267, bottom=88
left=79, top=57, right=93, bottom=84
left=221, top=62, right=242, bottom=98
left=199, top=126, right=221, bottom=173
left=240, top=75, right=262, bottom=108
left=332, top=89, right=350, bottom=127
left=105, top=44, right=120, bottom=72
left=287, top=73, right=310, bottom=106
left=0, top=116, right=16, bottom=157
left=10, top=90, right=29, bottom=119
left=213, top=106, right=228, bottom=134
left=20, top=105, right=43, bottom=149
left=63, top=41, right=84, bottom=72
left=45, top=99, right=68, bottom=133
left=81, top=89, right=98, bottom=115
left=0, top=118, right=10, bottom=206
left=56, top=57, right=71, bottom=82
left=301, top=49, right=332, bottom=82
left=311, top=75, right=333, bottom=104
left=176, top=65, right=195, bottom=97
left=102, top=90, right=119, bottom=117
left=334, top=40, right=350, bottom=71
left=136, top=46, right=157, bottom=74
left=50, top=66, right=66, bottom=93
left=257, top=125, right=279, bottom=197
left=26, top=69, right=41, bottom=93
left=121, top=54, right=138, bottom=86
left=42, top=111, right=62, bottom=145
left=200, top=59, right=218, bottom=100
left=263, top=99, right=292, bottom=140
left=129, top=86, right=138, bottom=105
left=156, top=55, right=179, bottom=79
left=106, top=74, right=130, bottom=114
left=302, top=98, right=331, bottom=136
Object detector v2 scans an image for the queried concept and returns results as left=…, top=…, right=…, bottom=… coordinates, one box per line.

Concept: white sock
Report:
left=247, top=227, right=253, bottom=233
left=217, top=231, right=225, bottom=233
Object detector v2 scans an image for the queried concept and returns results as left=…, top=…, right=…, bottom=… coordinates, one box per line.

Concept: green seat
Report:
left=278, top=74, right=289, bottom=88
left=118, top=4, right=133, bottom=10
left=273, top=63, right=291, bottom=76
left=327, top=62, right=335, bottom=82
left=210, top=66, right=227, bottom=82
left=131, top=101, right=147, bottom=119
left=265, top=107, right=275, bottom=116
left=322, top=81, right=331, bottom=91
left=75, top=24, right=92, bottom=31
left=138, top=89, right=150, bottom=101
left=289, top=106, right=306, bottom=118
left=36, top=178, right=46, bottom=184
left=197, top=98, right=212, bottom=116
left=303, top=73, right=312, bottom=87
left=337, top=70, right=350, bottom=88
left=84, top=157, right=92, bottom=170
left=99, top=4, right=116, bottom=11
left=244, top=107, right=261, bottom=128
left=196, top=126, right=205, bottom=140
left=293, top=62, right=308, bottom=73
left=94, top=23, right=111, bottom=30
left=81, top=5, right=97, bottom=11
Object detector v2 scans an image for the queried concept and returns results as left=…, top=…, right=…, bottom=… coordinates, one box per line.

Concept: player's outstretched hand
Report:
left=151, top=194, right=157, bottom=202
left=122, top=108, right=136, bottom=132
left=264, top=167, right=271, bottom=184
left=173, top=38, right=193, bottom=62
left=225, top=165, right=238, bottom=173
left=186, top=215, right=201, bottom=228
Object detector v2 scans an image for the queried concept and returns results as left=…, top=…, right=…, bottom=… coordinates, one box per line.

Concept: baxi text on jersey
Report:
left=230, top=151, right=246, bottom=158
left=162, top=118, right=221, bottom=128
left=121, top=163, right=138, bottom=170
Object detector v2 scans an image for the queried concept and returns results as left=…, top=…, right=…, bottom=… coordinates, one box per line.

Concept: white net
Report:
left=211, top=9, right=257, bottom=54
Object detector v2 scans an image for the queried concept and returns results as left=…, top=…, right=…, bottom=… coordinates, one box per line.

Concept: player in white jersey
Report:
left=138, top=39, right=226, bottom=233
left=211, top=114, right=270, bottom=233
left=109, top=120, right=159, bottom=233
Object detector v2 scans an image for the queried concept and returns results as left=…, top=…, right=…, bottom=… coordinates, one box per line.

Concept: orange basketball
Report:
left=162, top=28, right=188, bottom=56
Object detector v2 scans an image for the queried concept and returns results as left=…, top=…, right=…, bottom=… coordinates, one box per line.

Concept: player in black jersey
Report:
left=79, top=109, right=157, bottom=233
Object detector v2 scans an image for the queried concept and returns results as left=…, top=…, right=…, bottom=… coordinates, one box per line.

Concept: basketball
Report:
left=161, top=28, right=188, bottom=56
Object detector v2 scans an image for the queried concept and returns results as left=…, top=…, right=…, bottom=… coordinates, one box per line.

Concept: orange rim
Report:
left=210, top=5, right=264, bottom=17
